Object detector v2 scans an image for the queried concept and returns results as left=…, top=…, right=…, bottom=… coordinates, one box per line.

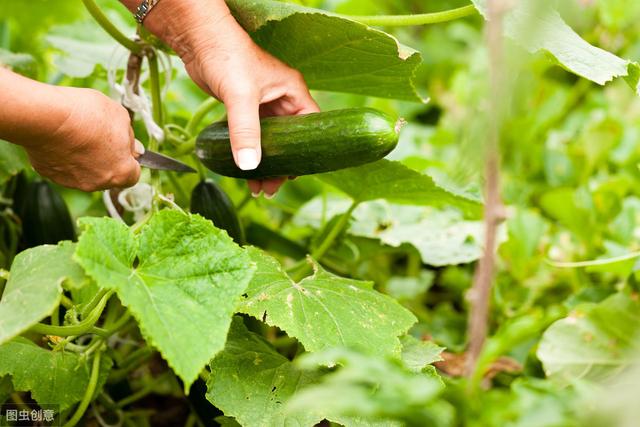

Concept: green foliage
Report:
left=239, top=247, right=416, bottom=357
left=0, top=242, right=85, bottom=344
left=472, top=0, right=638, bottom=87
left=0, top=337, right=111, bottom=412
left=207, top=318, right=323, bottom=427
left=226, top=0, right=423, bottom=101
left=2, top=0, right=640, bottom=425
left=318, top=160, right=482, bottom=215
left=74, top=210, right=255, bottom=388
left=288, top=348, right=451, bottom=426
left=538, top=293, right=640, bottom=383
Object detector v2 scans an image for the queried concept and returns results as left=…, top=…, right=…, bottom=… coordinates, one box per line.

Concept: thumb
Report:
left=226, top=96, right=261, bottom=171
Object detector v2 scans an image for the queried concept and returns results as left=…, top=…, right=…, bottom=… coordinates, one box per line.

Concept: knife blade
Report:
left=137, top=150, right=196, bottom=173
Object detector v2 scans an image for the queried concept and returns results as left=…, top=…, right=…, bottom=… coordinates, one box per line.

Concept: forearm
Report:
left=118, top=0, right=240, bottom=59
left=0, top=68, right=70, bottom=148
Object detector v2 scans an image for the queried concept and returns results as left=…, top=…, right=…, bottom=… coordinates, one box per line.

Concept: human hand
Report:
left=23, top=87, right=141, bottom=192
left=183, top=23, right=319, bottom=196
left=130, top=0, right=319, bottom=196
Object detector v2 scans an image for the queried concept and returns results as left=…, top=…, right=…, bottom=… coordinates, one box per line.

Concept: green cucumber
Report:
left=190, top=180, right=244, bottom=244
left=195, top=108, right=403, bottom=179
left=20, top=180, right=76, bottom=247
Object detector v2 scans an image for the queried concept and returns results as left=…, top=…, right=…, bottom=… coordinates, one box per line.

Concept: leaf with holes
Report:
left=238, top=247, right=416, bottom=357
left=206, top=317, right=323, bottom=427
left=74, top=210, right=255, bottom=389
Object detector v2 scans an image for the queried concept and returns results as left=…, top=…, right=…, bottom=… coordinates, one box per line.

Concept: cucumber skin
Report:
left=195, top=108, right=400, bottom=179
left=21, top=181, right=76, bottom=247
left=190, top=180, right=244, bottom=244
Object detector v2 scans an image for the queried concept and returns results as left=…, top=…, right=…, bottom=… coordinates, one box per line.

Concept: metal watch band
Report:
left=134, top=0, right=161, bottom=24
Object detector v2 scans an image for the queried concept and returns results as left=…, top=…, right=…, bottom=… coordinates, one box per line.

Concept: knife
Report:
left=136, top=150, right=196, bottom=173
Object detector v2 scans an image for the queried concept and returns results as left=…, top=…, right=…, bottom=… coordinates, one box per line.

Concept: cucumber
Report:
left=20, top=180, right=76, bottom=247
left=195, top=108, right=402, bottom=179
left=190, top=180, right=244, bottom=244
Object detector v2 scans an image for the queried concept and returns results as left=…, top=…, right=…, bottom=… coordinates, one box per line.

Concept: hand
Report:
left=132, top=0, right=319, bottom=196
left=23, top=87, right=141, bottom=192
left=184, top=22, right=319, bottom=196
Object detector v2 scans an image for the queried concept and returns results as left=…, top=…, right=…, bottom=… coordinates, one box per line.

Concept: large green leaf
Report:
left=0, top=337, right=111, bottom=412
left=537, top=293, right=640, bottom=383
left=206, top=318, right=323, bottom=427
left=318, top=160, right=482, bottom=216
left=471, top=0, right=637, bottom=88
left=0, top=141, right=28, bottom=185
left=0, top=242, right=85, bottom=345
left=74, top=210, right=255, bottom=389
left=238, top=247, right=416, bottom=357
left=226, top=0, right=423, bottom=101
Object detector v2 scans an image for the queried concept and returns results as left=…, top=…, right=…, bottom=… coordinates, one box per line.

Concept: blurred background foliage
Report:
left=2, top=0, right=640, bottom=425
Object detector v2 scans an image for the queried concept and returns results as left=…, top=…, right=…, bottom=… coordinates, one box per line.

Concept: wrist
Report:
left=121, top=0, right=240, bottom=61
left=0, top=69, right=73, bottom=149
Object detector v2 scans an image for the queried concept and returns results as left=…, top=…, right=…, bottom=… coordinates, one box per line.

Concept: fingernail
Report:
left=134, top=139, right=146, bottom=156
left=251, top=191, right=261, bottom=198
left=264, top=192, right=275, bottom=199
left=236, top=148, right=260, bottom=171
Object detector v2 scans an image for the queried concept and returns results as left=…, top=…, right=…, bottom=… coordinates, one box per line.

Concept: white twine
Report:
left=106, top=46, right=165, bottom=143
left=102, top=190, right=123, bottom=222
left=117, top=183, right=155, bottom=221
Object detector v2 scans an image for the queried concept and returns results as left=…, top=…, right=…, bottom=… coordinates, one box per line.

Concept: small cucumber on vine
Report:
left=190, top=180, right=244, bottom=244
left=20, top=180, right=76, bottom=247
left=195, top=108, right=404, bottom=179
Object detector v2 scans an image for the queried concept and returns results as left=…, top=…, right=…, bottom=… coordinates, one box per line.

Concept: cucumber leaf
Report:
left=537, top=293, right=640, bottom=383
left=226, top=0, right=424, bottom=101
left=471, top=0, right=638, bottom=89
left=206, top=318, right=323, bottom=427
left=0, top=242, right=85, bottom=345
left=74, top=210, right=255, bottom=389
left=318, top=160, right=482, bottom=217
left=238, top=247, right=416, bottom=358
left=0, top=337, right=112, bottom=412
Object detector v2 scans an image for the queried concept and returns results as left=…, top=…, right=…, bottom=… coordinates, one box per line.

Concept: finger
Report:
left=293, top=89, right=320, bottom=115
left=262, top=177, right=287, bottom=198
left=248, top=180, right=262, bottom=197
left=113, top=157, right=141, bottom=189
left=133, top=139, right=145, bottom=158
left=226, top=96, right=262, bottom=171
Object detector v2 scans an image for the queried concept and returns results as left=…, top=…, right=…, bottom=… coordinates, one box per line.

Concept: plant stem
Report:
left=104, top=311, right=133, bottom=336
left=115, top=373, right=171, bottom=408
left=312, top=201, right=358, bottom=260
left=345, top=4, right=477, bottom=27
left=147, top=52, right=164, bottom=128
left=147, top=50, right=163, bottom=193
left=465, top=0, right=507, bottom=378
left=186, top=98, right=219, bottom=136
left=82, top=0, right=142, bottom=53
left=31, top=291, right=113, bottom=338
left=63, top=351, right=102, bottom=427
left=287, top=201, right=359, bottom=280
